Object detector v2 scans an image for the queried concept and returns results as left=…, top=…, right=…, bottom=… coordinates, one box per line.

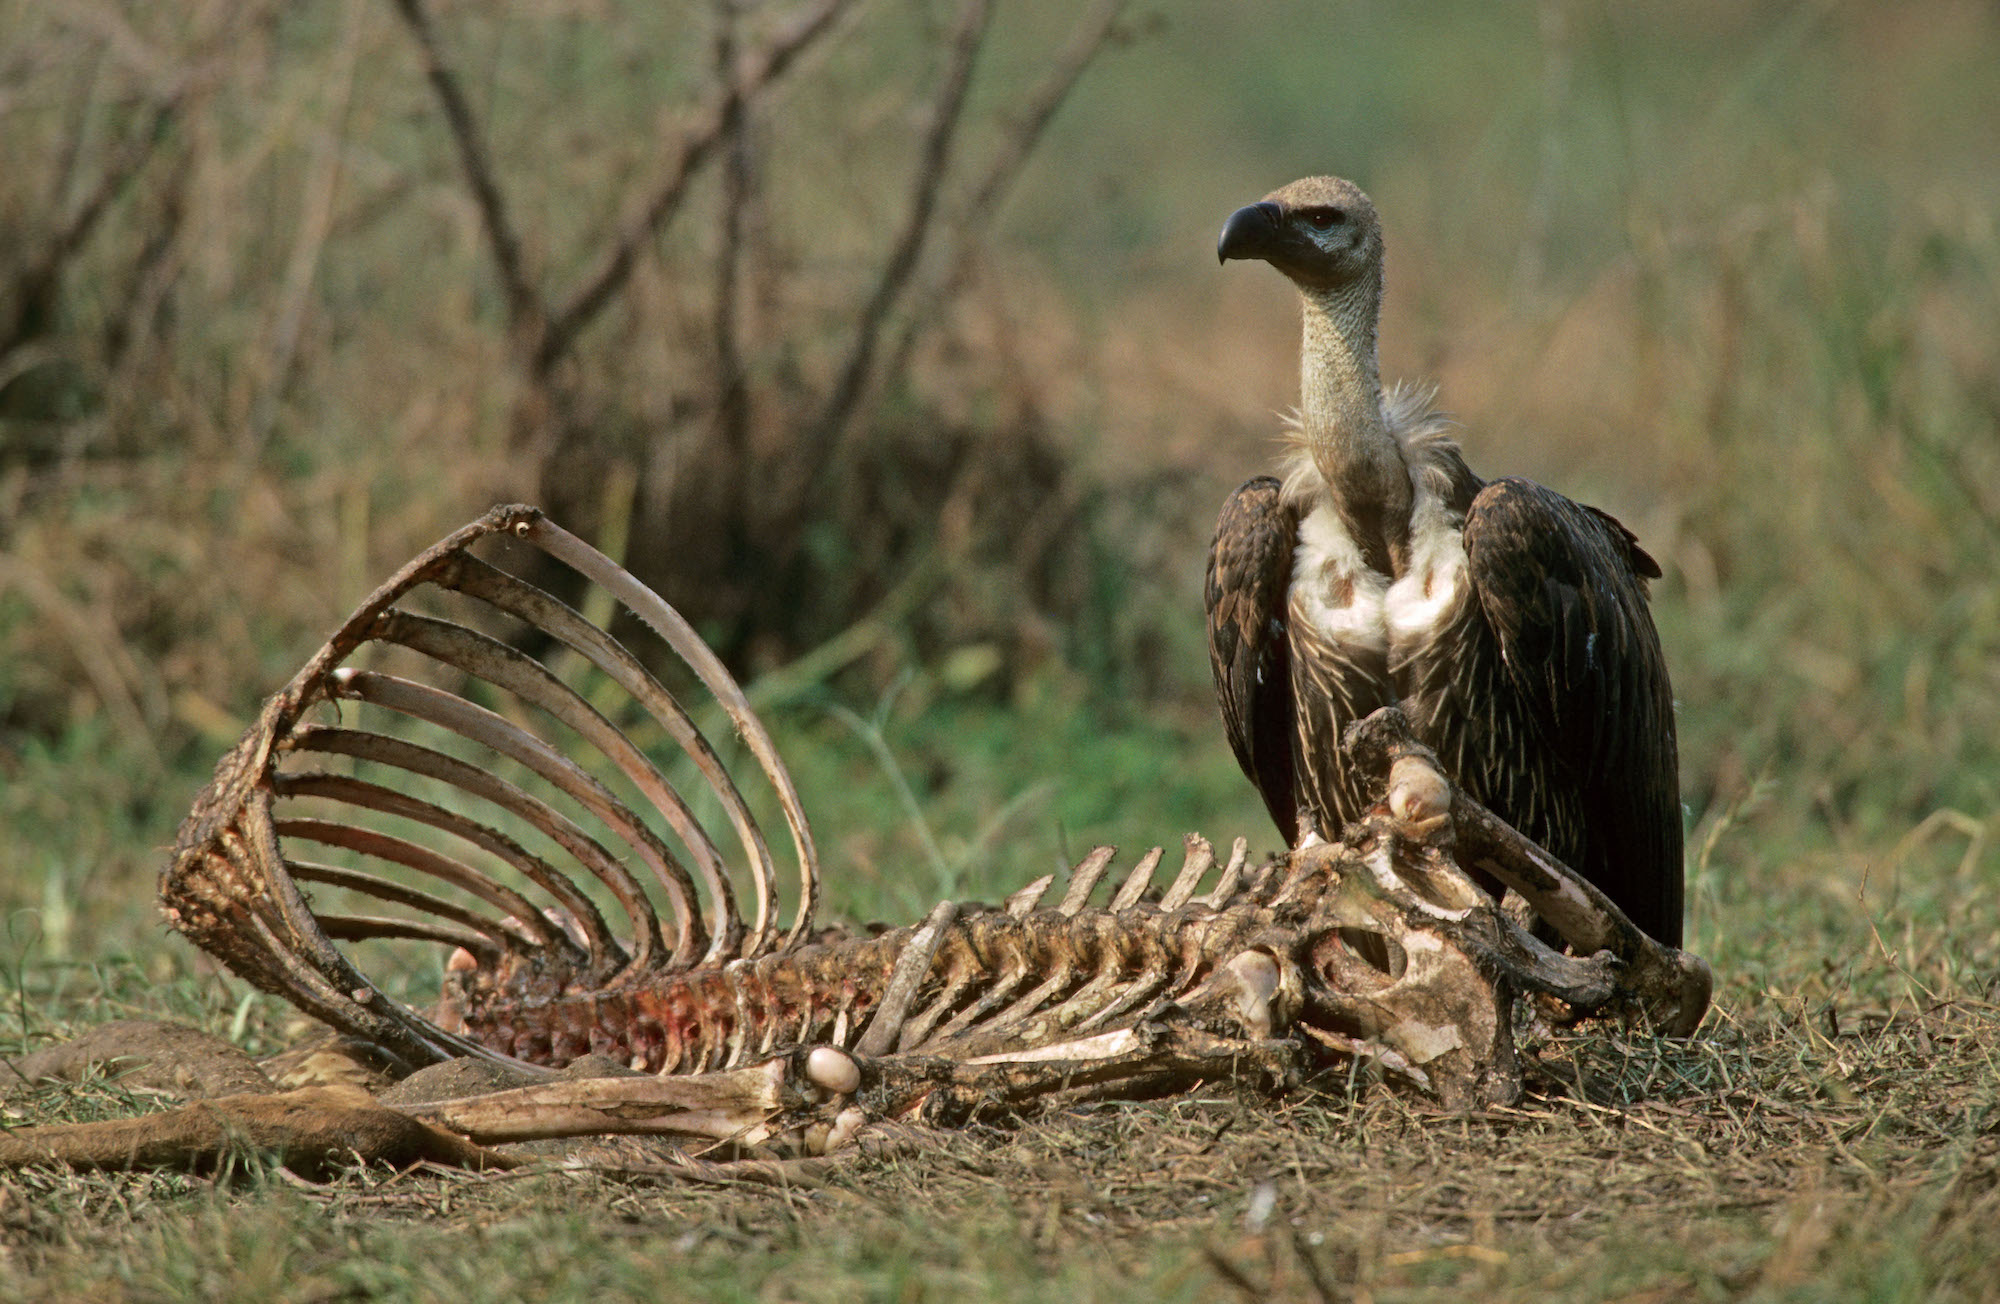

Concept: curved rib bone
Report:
left=161, top=505, right=819, bottom=1072
left=288, top=727, right=661, bottom=974
left=440, top=554, right=781, bottom=957
left=371, top=608, right=745, bottom=961
left=521, top=516, right=819, bottom=951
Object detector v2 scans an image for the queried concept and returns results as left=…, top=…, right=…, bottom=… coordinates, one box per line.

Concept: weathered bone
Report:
left=1343, top=709, right=1713, bottom=1036
left=398, top=1060, right=797, bottom=1145
left=157, top=504, right=1714, bottom=1155
left=1158, top=835, right=1216, bottom=911
left=855, top=901, right=958, bottom=1057
left=1057, top=846, right=1119, bottom=915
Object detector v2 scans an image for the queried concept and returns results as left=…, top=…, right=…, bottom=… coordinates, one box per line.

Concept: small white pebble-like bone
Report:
left=824, top=1106, right=868, bottom=1153
left=806, top=1046, right=860, bottom=1095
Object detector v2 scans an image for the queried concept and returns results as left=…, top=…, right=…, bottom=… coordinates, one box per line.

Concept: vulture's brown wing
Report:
left=1462, top=477, right=1684, bottom=946
left=1205, top=477, right=1300, bottom=841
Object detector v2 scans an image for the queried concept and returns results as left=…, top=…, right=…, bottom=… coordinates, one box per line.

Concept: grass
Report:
left=4, top=0, right=2000, bottom=1297
left=5, top=978, right=1997, bottom=1300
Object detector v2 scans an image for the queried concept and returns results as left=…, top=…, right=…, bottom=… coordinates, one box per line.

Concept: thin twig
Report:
left=885, top=0, right=1130, bottom=380
left=43, top=40, right=105, bottom=227
left=2, top=85, right=182, bottom=358
left=251, top=0, right=364, bottom=450
left=44, top=1, right=181, bottom=89
left=104, top=130, right=189, bottom=372
left=1201, top=1245, right=1266, bottom=1302
left=387, top=0, right=542, bottom=341
left=787, top=0, right=991, bottom=502
left=538, top=0, right=859, bottom=373
left=711, top=0, right=752, bottom=515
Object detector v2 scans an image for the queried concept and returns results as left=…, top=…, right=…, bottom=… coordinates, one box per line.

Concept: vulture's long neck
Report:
left=1298, top=274, right=1411, bottom=576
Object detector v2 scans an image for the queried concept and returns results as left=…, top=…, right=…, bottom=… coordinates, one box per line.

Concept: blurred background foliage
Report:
left=0, top=0, right=1995, bottom=986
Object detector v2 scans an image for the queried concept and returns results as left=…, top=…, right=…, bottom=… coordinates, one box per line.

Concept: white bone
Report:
left=824, top=1106, right=868, bottom=1153
left=806, top=1046, right=860, bottom=1096
left=1223, top=950, right=1281, bottom=1039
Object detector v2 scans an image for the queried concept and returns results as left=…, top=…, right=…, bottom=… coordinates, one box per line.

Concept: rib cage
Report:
left=162, top=504, right=821, bottom=1073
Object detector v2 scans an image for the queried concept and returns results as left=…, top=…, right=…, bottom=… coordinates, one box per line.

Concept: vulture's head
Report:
left=1216, top=176, right=1382, bottom=293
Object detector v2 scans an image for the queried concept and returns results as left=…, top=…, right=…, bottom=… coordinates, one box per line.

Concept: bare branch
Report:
left=711, top=0, right=753, bottom=494
left=103, top=136, right=189, bottom=371
left=537, top=0, right=860, bottom=373
left=2, top=86, right=182, bottom=359
left=961, top=0, right=1129, bottom=230
left=886, top=0, right=1130, bottom=379
left=386, top=0, right=542, bottom=342
left=250, top=4, right=365, bottom=449
left=788, top=0, right=993, bottom=501
left=44, top=1, right=182, bottom=90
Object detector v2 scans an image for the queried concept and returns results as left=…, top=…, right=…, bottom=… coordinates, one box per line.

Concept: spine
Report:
left=449, top=897, right=1280, bottom=1075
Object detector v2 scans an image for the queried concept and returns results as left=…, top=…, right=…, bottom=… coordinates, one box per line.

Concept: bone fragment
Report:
left=824, top=1106, right=868, bottom=1153
left=1058, top=846, right=1119, bottom=915
left=1158, top=835, right=1215, bottom=910
left=1298, top=1025, right=1432, bottom=1092
left=1387, top=754, right=1451, bottom=834
left=965, top=1027, right=1141, bottom=1065
left=1004, top=873, right=1056, bottom=918
left=1222, top=950, right=1281, bottom=1038
left=1197, top=837, right=1251, bottom=908
left=401, top=1059, right=792, bottom=1143
left=930, top=962, right=1031, bottom=1042
left=896, top=969, right=975, bottom=1051
left=1451, top=792, right=1713, bottom=1034
left=1109, top=844, right=1166, bottom=911
left=0, top=1085, right=507, bottom=1175
left=854, top=901, right=957, bottom=1057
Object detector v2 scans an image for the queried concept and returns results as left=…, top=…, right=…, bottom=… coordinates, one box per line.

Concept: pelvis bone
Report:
left=161, top=505, right=1710, bottom=1141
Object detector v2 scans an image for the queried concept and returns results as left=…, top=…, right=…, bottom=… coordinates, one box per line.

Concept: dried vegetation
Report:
left=3, top=0, right=1999, bottom=1298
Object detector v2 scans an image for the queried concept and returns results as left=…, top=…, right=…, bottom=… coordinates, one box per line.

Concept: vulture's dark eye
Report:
left=1306, top=209, right=1346, bottom=230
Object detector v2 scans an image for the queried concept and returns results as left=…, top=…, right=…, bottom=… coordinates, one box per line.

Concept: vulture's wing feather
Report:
left=1205, top=477, right=1300, bottom=840
left=1462, top=477, right=1684, bottom=945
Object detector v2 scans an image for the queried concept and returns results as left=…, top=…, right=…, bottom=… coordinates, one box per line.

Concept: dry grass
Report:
left=3, top=0, right=1999, bottom=1298
left=4, top=979, right=1996, bottom=1300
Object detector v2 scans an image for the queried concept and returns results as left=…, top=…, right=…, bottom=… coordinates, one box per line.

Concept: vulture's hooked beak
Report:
left=1217, top=201, right=1284, bottom=264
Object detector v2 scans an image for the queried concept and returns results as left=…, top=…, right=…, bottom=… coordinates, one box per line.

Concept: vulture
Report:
left=1207, top=176, right=1684, bottom=946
